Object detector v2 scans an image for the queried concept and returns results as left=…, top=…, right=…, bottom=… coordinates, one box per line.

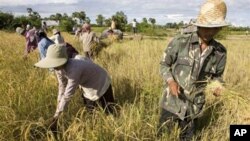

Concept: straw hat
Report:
left=26, top=24, right=31, bottom=30
left=35, top=44, right=68, bottom=68
left=82, top=23, right=91, bottom=31
left=52, top=29, right=59, bottom=35
left=193, top=0, right=229, bottom=27
left=16, top=27, right=25, bottom=35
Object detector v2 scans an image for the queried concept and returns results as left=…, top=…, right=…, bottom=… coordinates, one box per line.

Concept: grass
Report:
left=0, top=30, right=249, bottom=140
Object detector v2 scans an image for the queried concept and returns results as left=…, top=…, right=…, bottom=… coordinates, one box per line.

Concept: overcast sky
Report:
left=0, top=0, right=249, bottom=27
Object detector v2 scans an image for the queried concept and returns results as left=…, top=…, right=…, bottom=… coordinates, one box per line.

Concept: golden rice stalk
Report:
left=204, top=80, right=225, bottom=104
left=107, top=34, right=119, bottom=43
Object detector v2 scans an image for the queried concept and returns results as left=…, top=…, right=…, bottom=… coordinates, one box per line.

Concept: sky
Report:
left=0, top=0, right=250, bottom=27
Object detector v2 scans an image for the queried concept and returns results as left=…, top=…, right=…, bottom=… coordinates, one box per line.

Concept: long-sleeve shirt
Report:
left=49, top=34, right=65, bottom=44
left=160, top=32, right=227, bottom=120
left=37, top=38, right=54, bottom=59
left=54, top=59, right=111, bottom=117
left=24, top=29, right=38, bottom=55
left=80, top=31, right=98, bottom=52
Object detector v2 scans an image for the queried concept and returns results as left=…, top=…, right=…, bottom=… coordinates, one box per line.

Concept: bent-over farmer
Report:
left=34, top=44, right=116, bottom=122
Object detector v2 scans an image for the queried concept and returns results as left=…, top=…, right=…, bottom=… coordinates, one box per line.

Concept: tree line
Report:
left=0, top=8, right=249, bottom=34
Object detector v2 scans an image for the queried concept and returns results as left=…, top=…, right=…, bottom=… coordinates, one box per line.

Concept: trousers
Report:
left=157, top=108, right=195, bottom=141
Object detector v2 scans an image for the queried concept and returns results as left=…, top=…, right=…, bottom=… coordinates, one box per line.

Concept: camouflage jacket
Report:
left=160, top=32, right=227, bottom=120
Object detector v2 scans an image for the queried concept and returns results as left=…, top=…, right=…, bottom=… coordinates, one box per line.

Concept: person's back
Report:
left=81, top=23, right=99, bottom=59
left=51, top=34, right=64, bottom=44
left=37, top=31, right=54, bottom=59
left=25, top=28, right=38, bottom=52
left=50, top=29, right=65, bottom=44
left=82, top=31, right=96, bottom=52
left=57, top=59, right=110, bottom=99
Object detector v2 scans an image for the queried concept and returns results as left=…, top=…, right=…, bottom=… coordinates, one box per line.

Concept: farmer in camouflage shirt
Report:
left=157, top=0, right=229, bottom=140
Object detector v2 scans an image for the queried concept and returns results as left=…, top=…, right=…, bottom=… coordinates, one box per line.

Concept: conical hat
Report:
left=193, top=0, right=229, bottom=27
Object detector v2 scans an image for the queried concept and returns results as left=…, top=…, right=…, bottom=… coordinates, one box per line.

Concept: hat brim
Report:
left=16, top=28, right=25, bottom=35
left=192, top=22, right=229, bottom=28
left=35, top=58, right=67, bottom=68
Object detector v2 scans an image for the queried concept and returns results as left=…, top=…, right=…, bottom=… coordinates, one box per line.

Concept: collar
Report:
left=190, top=32, right=216, bottom=46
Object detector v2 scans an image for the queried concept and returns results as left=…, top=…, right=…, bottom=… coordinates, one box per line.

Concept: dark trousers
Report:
left=133, top=27, right=137, bottom=34
left=157, top=108, right=195, bottom=141
left=82, top=85, right=116, bottom=115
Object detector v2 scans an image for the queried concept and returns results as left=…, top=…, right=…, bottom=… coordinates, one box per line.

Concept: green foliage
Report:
left=96, top=14, right=105, bottom=26
left=26, top=8, right=41, bottom=27
left=148, top=18, right=156, bottom=25
left=59, top=19, right=75, bottom=32
left=112, top=11, right=128, bottom=31
left=72, top=11, right=86, bottom=22
left=11, top=16, right=31, bottom=29
left=0, top=12, right=14, bottom=29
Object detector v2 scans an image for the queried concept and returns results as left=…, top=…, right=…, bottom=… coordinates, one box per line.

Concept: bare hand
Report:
left=213, top=87, right=222, bottom=97
left=167, top=79, right=180, bottom=96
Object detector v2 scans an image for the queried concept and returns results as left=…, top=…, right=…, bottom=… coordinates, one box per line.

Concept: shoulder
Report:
left=211, top=40, right=227, bottom=54
left=170, top=33, right=192, bottom=46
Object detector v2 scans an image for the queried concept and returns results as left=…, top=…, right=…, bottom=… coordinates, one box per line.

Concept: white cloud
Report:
left=0, top=0, right=250, bottom=26
left=0, top=0, right=79, bottom=6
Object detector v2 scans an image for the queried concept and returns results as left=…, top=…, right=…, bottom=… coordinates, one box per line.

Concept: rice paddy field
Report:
left=0, top=30, right=249, bottom=141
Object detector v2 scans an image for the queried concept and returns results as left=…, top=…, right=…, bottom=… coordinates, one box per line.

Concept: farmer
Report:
left=157, top=0, right=228, bottom=140
left=80, top=23, right=99, bottom=59
left=132, top=19, right=137, bottom=35
left=16, top=26, right=38, bottom=59
left=50, top=29, right=65, bottom=44
left=37, top=30, right=54, bottom=59
left=111, top=17, right=116, bottom=30
left=34, top=44, right=115, bottom=120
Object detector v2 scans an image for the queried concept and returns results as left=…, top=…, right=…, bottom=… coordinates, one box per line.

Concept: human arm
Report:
left=54, top=74, right=80, bottom=118
left=55, top=71, right=67, bottom=103
left=160, top=38, right=180, bottom=96
left=212, top=52, right=227, bottom=96
left=37, top=41, right=47, bottom=59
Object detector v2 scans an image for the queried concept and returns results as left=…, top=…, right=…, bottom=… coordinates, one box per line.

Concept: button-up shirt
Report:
left=160, top=32, right=227, bottom=120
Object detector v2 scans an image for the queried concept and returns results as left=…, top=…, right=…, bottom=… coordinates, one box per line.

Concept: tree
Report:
left=96, top=14, right=105, bottom=26
left=0, top=11, right=14, bottom=29
left=142, top=17, right=148, bottom=24
left=149, top=18, right=156, bottom=25
left=26, top=8, right=41, bottom=27
left=111, top=11, right=128, bottom=31
left=104, top=18, right=111, bottom=27
left=85, top=17, right=91, bottom=24
left=27, top=8, right=32, bottom=16
left=72, top=11, right=86, bottom=22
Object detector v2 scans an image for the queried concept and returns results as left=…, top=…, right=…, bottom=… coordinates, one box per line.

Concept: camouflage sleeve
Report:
left=160, top=37, right=179, bottom=81
left=213, top=52, right=227, bottom=83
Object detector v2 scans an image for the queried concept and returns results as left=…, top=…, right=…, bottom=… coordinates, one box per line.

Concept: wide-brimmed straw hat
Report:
left=16, top=27, right=25, bottom=34
left=82, top=23, right=91, bottom=31
left=52, top=29, right=59, bottom=35
left=35, top=44, right=68, bottom=68
left=193, top=0, right=229, bottom=27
